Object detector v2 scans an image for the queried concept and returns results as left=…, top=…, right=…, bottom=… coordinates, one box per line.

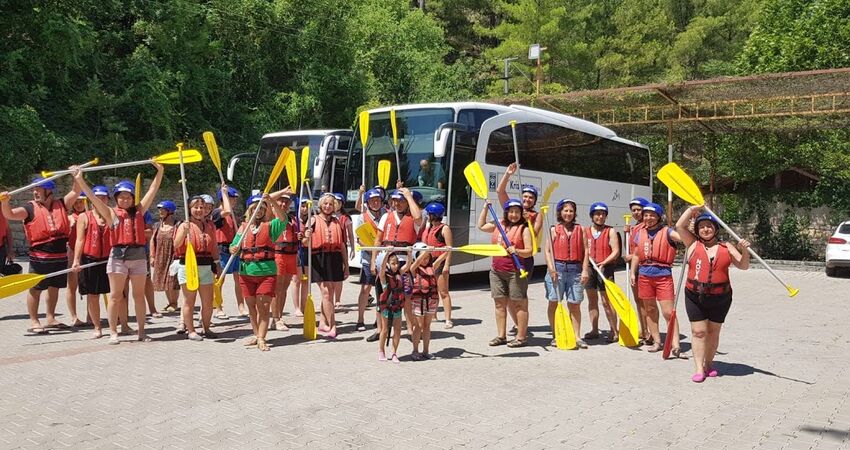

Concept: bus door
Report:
left=314, top=131, right=353, bottom=194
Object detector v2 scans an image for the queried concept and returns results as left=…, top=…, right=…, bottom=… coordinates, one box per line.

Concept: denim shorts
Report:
left=544, top=261, right=584, bottom=304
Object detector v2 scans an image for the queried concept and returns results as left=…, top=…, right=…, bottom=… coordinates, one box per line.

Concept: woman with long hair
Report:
left=150, top=200, right=180, bottom=313
left=303, top=193, right=348, bottom=338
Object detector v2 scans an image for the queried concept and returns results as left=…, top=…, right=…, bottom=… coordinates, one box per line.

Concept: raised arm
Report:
left=496, top=163, right=516, bottom=206
left=0, top=194, right=27, bottom=222
left=74, top=170, right=115, bottom=224
left=63, top=179, right=82, bottom=211
left=477, top=201, right=495, bottom=233
left=675, top=205, right=700, bottom=248
left=728, top=240, right=751, bottom=270
left=139, top=162, right=165, bottom=213
left=220, top=185, right=233, bottom=217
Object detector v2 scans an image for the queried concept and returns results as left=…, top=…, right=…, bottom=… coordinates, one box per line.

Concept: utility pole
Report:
left=502, top=57, right=517, bottom=95
left=528, top=44, right=547, bottom=96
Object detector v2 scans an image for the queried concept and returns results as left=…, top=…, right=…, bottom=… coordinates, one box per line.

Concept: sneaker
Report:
left=187, top=333, right=204, bottom=342
left=366, top=332, right=380, bottom=342
left=422, top=352, right=434, bottom=360
left=378, top=351, right=387, bottom=361
left=692, top=373, right=706, bottom=383
left=577, top=339, right=588, bottom=349
left=444, top=320, right=454, bottom=329
left=391, top=353, right=400, bottom=364
left=356, top=322, right=366, bottom=331
left=204, top=330, right=219, bottom=339
left=508, top=326, right=518, bottom=336
left=705, top=367, right=719, bottom=378
left=411, top=352, right=424, bottom=361
left=367, top=295, right=375, bottom=306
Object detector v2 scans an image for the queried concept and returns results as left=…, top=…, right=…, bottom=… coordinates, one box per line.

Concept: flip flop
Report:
left=26, top=327, right=49, bottom=335
left=45, top=322, right=69, bottom=329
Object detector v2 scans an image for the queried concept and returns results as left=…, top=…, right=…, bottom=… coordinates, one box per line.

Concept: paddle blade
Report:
left=134, top=173, right=141, bottom=204
left=554, top=302, right=576, bottom=350
left=202, top=131, right=223, bottom=172
left=378, top=159, right=391, bottom=189
left=542, top=181, right=558, bottom=204
left=303, top=295, right=317, bottom=340
left=657, top=162, right=705, bottom=206
left=0, top=273, right=46, bottom=299
left=358, top=111, right=369, bottom=147
left=284, top=147, right=297, bottom=191
left=154, top=149, right=203, bottom=165
left=603, top=278, right=640, bottom=347
left=787, top=286, right=799, bottom=297
left=300, top=147, right=310, bottom=188
left=265, top=148, right=292, bottom=194
left=213, top=281, right=223, bottom=309
left=662, top=310, right=676, bottom=359
left=390, top=109, right=398, bottom=146
left=528, top=219, right=539, bottom=254
left=356, top=222, right=378, bottom=247
left=185, top=243, right=199, bottom=291
left=463, top=161, right=488, bottom=200
left=457, top=244, right=507, bottom=257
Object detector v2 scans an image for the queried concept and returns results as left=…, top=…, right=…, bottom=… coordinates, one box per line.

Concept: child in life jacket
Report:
left=409, top=242, right=445, bottom=360
left=377, top=252, right=410, bottom=363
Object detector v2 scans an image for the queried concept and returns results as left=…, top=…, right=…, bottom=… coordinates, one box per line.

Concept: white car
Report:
left=826, top=220, right=850, bottom=276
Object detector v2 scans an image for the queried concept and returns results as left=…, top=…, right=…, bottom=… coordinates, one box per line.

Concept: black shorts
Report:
left=585, top=266, right=615, bottom=291
left=359, top=264, right=375, bottom=285
left=311, top=251, right=344, bottom=282
left=79, top=255, right=110, bottom=295
left=685, top=289, right=732, bottom=323
left=29, top=257, right=69, bottom=290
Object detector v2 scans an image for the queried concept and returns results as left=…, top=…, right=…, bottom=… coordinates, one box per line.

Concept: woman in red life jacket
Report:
left=409, top=242, right=445, bottom=360
left=624, top=197, right=651, bottom=344
left=629, top=202, right=683, bottom=354
left=544, top=199, right=590, bottom=348
left=71, top=185, right=112, bottom=339
left=173, top=196, right=220, bottom=341
left=377, top=252, right=409, bottom=363
left=1, top=176, right=81, bottom=333
left=230, top=193, right=289, bottom=351
left=331, top=192, right=353, bottom=310
left=356, top=188, right=385, bottom=336
left=479, top=198, right=533, bottom=348
left=75, top=165, right=163, bottom=344
left=583, top=202, right=621, bottom=343
left=270, top=191, right=298, bottom=331
left=302, top=193, right=348, bottom=339
left=676, top=207, right=750, bottom=382
left=65, top=189, right=89, bottom=327
left=150, top=200, right=179, bottom=313
left=211, top=186, right=242, bottom=318
left=419, top=202, right=454, bottom=329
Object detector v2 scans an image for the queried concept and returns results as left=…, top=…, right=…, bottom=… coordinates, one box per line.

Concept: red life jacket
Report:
left=686, top=242, right=732, bottom=295
left=585, top=225, right=613, bottom=262
left=381, top=212, right=417, bottom=246
left=175, top=220, right=216, bottom=258
left=241, top=222, right=275, bottom=262
left=636, top=226, right=676, bottom=267
left=111, top=207, right=147, bottom=247
left=378, top=272, right=405, bottom=312
left=526, top=209, right=538, bottom=227
left=82, top=211, right=112, bottom=259
left=0, top=214, right=7, bottom=243
left=412, top=264, right=436, bottom=296
left=68, top=210, right=84, bottom=251
left=419, top=222, right=447, bottom=257
left=24, top=200, right=70, bottom=248
left=338, top=214, right=350, bottom=241
left=552, top=223, right=585, bottom=263
left=311, top=215, right=344, bottom=251
left=491, top=221, right=525, bottom=271
left=274, top=214, right=299, bottom=255
left=215, top=213, right=237, bottom=245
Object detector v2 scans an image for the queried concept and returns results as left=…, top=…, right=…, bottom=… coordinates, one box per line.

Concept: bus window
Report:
left=484, top=122, right=651, bottom=185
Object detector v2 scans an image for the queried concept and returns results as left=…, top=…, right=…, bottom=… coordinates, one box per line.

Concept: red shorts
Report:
left=638, top=275, right=674, bottom=301
left=239, top=275, right=277, bottom=297
left=275, top=253, right=298, bottom=276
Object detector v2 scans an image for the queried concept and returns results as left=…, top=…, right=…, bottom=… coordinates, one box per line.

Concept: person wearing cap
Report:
left=231, top=192, right=290, bottom=351
left=418, top=202, right=454, bottom=328
left=268, top=188, right=299, bottom=331
left=676, top=206, right=750, bottom=382
left=479, top=198, right=533, bottom=348
left=371, top=187, right=423, bottom=341
left=1, top=174, right=82, bottom=333
left=356, top=188, right=385, bottom=338
left=65, top=184, right=90, bottom=327
left=75, top=163, right=164, bottom=344
left=303, top=192, right=348, bottom=338
left=544, top=198, right=590, bottom=348
left=71, top=185, right=112, bottom=338
left=583, top=202, right=621, bottom=343
left=624, top=196, right=650, bottom=343
left=630, top=202, right=683, bottom=354
left=150, top=199, right=180, bottom=313
left=211, top=186, right=244, bottom=318
left=331, top=192, right=354, bottom=310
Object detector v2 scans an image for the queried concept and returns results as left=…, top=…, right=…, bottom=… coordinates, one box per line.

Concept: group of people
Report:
left=1, top=160, right=752, bottom=380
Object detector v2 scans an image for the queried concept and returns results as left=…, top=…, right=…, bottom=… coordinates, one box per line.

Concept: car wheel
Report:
left=826, top=266, right=837, bottom=277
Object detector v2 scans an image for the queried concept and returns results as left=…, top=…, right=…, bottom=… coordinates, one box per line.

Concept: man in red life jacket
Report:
left=583, top=202, right=621, bottom=342
left=1, top=176, right=81, bottom=333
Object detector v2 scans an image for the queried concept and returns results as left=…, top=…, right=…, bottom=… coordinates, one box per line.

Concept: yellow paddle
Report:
left=359, top=110, right=369, bottom=186
left=42, top=150, right=202, bottom=178
left=300, top=147, right=310, bottom=190
left=377, top=160, right=391, bottom=189
left=176, top=143, right=199, bottom=291
left=357, top=244, right=508, bottom=257
left=554, top=302, right=576, bottom=350
left=0, top=261, right=106, bottom=299
left=284, top=147, right=297, bottom=191
left=588, top=257, right=640, bottom=347
left=10, top=159, right=98, bottom=196
left=134, top=173, right=141, bottom=205
left=657, top=162, right=799, bottom=297
left=202, top=131, right=227, bottom=185
left=464, top=161, right=527, bottom=278
left=355, top=222, right=379, bottom=247
left=298, top=146, right=317, bottom=340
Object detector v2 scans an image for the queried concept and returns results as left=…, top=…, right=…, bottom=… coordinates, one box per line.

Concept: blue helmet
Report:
left=642, top=202, right=664, bottom=217
left=77, top=192, right=86, bottom=199
left=333, top=192, right=344, bottom=202
left=299, top=196, right=309, bottom=204
left=424, top=202, right=445, bottom=217
left=217, top=186, right=239, bottom=200
left=695, top=213, right=719, bottom=229
left=92, top=185, right=110, bottom=197
left=589, top=202, right=608, bottom=217
left=365, top=189, right=382, bottom=201
left=390, top=190, right=404, bottom=200
left=31, top=177, right=55, bottom=191
left=556, top=198, right=577, bottom=213
left=629, top=197, right=649, bottom=208
left=503, top=198, right=523, bottom=210
left=246, top=194, right=262, bottom=207
left=411, top=190, right=423, bottom=204
left=200, top=194, right=215, bottom=205
left=113, top=180, right=135, bottom=197
left=521, top=185, right=539, bottom=199
left=156, top=200, right=177, bottom=213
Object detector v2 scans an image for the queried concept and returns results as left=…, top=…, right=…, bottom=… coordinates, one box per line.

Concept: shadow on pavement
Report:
left=713, top=361, right=814, bottom=384
left=799, top=426, right=850, bottom=438
left=432, top=346, right=540, bottom=360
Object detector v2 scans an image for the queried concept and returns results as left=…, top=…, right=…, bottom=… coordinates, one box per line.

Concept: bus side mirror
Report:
left=226, top=155, right=241, bottom=182
left=433, top=122, right=467, bottom=158
left=315, top=135, right=335, bottom=184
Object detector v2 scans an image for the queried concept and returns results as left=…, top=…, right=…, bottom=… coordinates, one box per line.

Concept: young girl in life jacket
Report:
left=173, top=196, right=220, bottom=341
left=676, top=206, right=750, bottom=382
left=544, top=199, right=590, bottom=348
left=71, top=185, right=113, bottom=339
left=231, top=193, right=289, bottom=351
left=377, top=252, right=410, bottom=363
left=409, top=242, right=445, bottom=360
left=74, top=164, right=164, bottom=344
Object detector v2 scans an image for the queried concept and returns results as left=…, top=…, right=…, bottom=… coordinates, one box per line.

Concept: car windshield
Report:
left=839, top=223, right=850, bottom=234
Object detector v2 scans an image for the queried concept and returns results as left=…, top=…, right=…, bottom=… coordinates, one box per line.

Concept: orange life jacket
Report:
left=240, top=222, right=275, bottom=262
left=552, top=223, right=585, bottom=263
left=311, top=215, right=344, bottom=251
left=419, top=222, right=447, bottom=257
left=68, top=210, right=84, bottom=251
left=491, top=221, right=525, bottom=270
left=381, top=212, right=417, bottom=246
left=585, top=225, right=613, bottom=262
left=636, top=226, right=676, bottom=267
left=274, top=214, right=299, bottom=255
left=24, top=200, right=70, bottom=247
left=111, top=207, right=147, bottom=247
left=686, top=242, right=732, bottom=295
left=0, top=214, right=7, bottom=243
left=215, top=213, right=237, bottom=245
left=175, top=219, right=216, bottom=258
left=82, top=211, right=112, bottom=259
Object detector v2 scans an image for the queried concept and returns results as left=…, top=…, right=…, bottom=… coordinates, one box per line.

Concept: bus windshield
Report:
left=253, top=134, right=326, bottom=194
left=346, top=108, right=453, bottom=205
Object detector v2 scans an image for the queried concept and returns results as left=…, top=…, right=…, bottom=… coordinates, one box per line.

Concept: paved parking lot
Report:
left=0, top=264, right=848, bottom=449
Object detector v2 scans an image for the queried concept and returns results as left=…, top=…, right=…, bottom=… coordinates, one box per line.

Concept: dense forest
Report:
left=2, top=0, right=850, bottom=257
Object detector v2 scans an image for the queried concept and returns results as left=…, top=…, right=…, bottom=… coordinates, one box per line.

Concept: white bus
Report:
left=340, top=102, right=653, bottom=273
left=227, top=129, right=353, bottom=197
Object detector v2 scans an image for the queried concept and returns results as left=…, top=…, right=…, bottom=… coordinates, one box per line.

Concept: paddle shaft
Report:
left=47, top=159, right=157, bottom=177
left=60, top=261, right=107, bottom=278
left=216, top=195, right=267, bottom=284
left=509, top=121, right=523, bottom=188
left=664, top=252, right=691, bottom=359
left=357, top=245, right=501, bottom=255
left=487, top=203, right=527, bottom=277
left=623, top=215, right=632, bottom=302
left=11, top=160, right=98, bottom=195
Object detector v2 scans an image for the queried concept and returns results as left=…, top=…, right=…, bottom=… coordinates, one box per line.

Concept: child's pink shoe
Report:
left=391, top=353, right=400, bottom=364
left=692, top=373, right=706, bottom=383
left=705, top=367, right=719, bottom=377
left=378, top=351, right=387, bottom=361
